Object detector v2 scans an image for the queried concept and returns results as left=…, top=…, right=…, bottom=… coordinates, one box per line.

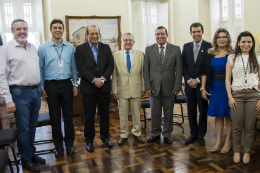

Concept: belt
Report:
left=9, top=85, right=38, bottom=89
left=46, top=78, right=71, bottom=82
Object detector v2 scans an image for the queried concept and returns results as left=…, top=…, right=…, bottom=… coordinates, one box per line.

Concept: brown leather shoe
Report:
left=118, top=137, right=127, bottom=146
left=133, top=135, right=144, bottom=143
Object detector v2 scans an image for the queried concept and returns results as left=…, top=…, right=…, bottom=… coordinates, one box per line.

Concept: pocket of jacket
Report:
left=150, top=78, right=153, bottom=81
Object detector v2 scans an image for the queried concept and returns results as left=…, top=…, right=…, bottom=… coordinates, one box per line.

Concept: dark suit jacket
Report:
left=144, top=42, right=183, bottom=97
left=75, top=42, right=114, bottom=95
left=182, top=40, right=212, bottom=94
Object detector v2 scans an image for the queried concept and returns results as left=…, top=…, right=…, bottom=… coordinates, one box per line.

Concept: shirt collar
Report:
left=12, top=38, right=31, bottom=48
left=124, top=49, right=133, bottom=54
left=48, top=39, right=67, bottom=47
left=193, top=39, right=203, bottom=47
left=89, top=42, right=98, bottom=50
left=158, top=42, right=167, bottom=49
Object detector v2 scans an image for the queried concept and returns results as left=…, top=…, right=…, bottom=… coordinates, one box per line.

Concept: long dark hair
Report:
left=234, top=31, right=258, bottom=73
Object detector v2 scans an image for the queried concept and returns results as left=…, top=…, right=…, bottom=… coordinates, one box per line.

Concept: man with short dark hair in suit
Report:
left=182, top=22, right=212, bottom=146
left=144, top=26, right=182, bottom=144
left=75, top=25, right=114, bottom=152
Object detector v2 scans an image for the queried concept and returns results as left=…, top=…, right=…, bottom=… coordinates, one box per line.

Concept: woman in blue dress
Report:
left=201, top=28, right=234, bottom=153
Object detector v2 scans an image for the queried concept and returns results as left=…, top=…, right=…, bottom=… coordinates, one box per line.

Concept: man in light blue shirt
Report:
left=38, top=19, right=78, bottom=158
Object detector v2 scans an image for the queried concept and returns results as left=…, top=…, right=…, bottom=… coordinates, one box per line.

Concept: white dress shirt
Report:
left=228, top=54, right=260, bottom=91
left=123, top=49, right=133, bottom=65
left=157, top=42, right=167, bottom=57
left=0, top=39, right=41, bottom=103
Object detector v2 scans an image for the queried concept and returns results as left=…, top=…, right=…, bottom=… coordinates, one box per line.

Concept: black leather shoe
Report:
left=102, top=138, right=113, bottom=148
left=85, top=143, right=94, bottom=152
left=66, top=145, right=75, bottom=155
left=22, top=161, right=40, bottom=172
left=164, top=137, right=172, bottom=144
left=55, top=148, right=64, bottom=158
left=147, top=136, right=160, bottom=143
left=32, top=154, right=46, bottom=164
left=198, top=137, right=205, bottom=146
left=185, top=135, right=197, bottom=145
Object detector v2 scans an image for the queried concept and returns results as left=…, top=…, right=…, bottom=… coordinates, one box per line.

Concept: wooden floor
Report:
left=4, top=100, right=260, bottom=173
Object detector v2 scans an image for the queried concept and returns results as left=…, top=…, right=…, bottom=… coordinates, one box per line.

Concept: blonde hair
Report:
left=208, top=28, right=234, bottom=55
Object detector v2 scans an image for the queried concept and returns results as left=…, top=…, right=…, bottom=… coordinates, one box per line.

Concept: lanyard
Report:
left=241, top=54, right=249, bottom=78
left=54, top=45, right=64, bottom=60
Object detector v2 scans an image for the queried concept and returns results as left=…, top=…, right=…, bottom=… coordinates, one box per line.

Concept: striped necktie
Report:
left=160, top=47, right=165, bottom=67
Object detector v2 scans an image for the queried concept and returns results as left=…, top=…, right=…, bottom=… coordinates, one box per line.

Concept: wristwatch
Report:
left=200, top=87, right=205, bottom=91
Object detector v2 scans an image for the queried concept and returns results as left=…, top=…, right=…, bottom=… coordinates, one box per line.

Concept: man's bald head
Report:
left=86, top=25, right=100, bottom=35
left=87, top=25, right=100, bottom=46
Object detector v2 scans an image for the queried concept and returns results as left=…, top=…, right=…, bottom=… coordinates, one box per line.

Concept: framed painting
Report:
left=65, top=15, right=122, bottom=53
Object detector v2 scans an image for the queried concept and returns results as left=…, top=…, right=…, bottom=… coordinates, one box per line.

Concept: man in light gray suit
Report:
left=144, top=26, right=182, bottom=144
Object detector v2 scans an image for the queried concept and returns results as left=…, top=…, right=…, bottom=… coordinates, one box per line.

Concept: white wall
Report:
left=197, top=0, right=211, bottom=42
left=173, top=0, right=197, bottom=48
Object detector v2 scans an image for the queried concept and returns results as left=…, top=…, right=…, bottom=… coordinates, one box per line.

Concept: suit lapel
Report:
left=96, top=42, right=102, bottom=67
left=119, top=50, right=128, bottom=70
left=85, top=42, right=96, bottom=65
left=153, top=44, right=161, bottom=64
left=162, top=42, right=173, bottom=69
left=195, top=40, right=206, bottom=64
left=131, top=49, right=138, bottom=68
left=190, top=42, right=196, bottom=65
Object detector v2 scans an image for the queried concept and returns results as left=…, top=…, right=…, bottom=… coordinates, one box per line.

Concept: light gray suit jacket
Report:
left=144, top=42, right=183, bottom=97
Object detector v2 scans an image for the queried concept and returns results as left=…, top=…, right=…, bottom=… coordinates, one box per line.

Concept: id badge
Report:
left=58, top=60, right=63, bottom=67
left=244, top=78, right=248, bottom=87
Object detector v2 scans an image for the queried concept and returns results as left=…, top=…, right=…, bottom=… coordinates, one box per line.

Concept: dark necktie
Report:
left=160, top=47, right=165, bottom=67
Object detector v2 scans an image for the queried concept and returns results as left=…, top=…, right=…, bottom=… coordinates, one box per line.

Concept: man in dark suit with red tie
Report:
left=75, top=25, right=114, bottom=152
left=182, top=23, right=212, bottom=146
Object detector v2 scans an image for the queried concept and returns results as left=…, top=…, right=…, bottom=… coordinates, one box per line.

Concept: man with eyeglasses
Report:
left=112, top=32, right=146, bottom=146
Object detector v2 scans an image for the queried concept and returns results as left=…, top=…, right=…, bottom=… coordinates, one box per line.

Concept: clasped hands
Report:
left=188, top=78, right=198, bottom=88
left=94, top=78, right=105, bottom=88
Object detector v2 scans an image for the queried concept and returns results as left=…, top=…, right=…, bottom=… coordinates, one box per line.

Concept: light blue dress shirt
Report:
left=88, top=42, right=106, bottom=83
left=38, top=39, right=78, bottom=91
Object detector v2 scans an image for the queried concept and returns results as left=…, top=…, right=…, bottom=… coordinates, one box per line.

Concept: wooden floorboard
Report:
left=4, top=101, right=260, bottom=173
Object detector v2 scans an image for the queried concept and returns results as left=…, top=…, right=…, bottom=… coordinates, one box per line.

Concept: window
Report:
left=0, top=0, right=44, bottom=47
left=133, top=1, right=168, bottom=52
left=23, top=2, right=33, bottom=27
left=3, top=2, right=14, bottom=28
left=234, top=0, right=241, bottom=19
left=151, top=5, right=157, bottom=27
left=222, top=0, right=229, bottom=21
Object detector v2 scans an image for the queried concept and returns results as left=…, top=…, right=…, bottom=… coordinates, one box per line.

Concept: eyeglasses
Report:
left=123, top=39, right=133, bottom=43
left=217, top=36, right=228, bottom=39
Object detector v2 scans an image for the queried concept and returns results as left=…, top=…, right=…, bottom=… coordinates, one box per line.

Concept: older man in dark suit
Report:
left=182, top=22, right=212, bottom=146
left=144, top=26, right=182, bottom=144
left=75, top=25, right=114, bottom=152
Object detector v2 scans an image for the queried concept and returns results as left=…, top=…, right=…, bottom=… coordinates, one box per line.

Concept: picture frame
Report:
left=65, top=15, right=122, bottom=53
